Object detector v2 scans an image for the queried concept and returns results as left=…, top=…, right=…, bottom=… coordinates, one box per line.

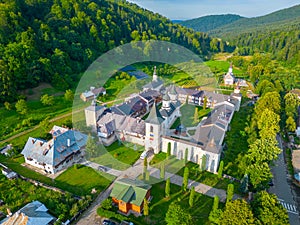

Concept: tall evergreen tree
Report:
left=217, top=161, right=224, bottom=179
left=165, top=177, right=171, bottom=198
left=182, top=166, right=189, bottom=192
left=160, top=163, right=165, bottom=179
left=143, top=198, right=149, bottom=216
left=167, top=142, right=171, bottom=159
left=189, top=186, right=195, bottom=207
left=226, top=184, right=234, bottom=203
left=184, top=148, right=188, bottom=165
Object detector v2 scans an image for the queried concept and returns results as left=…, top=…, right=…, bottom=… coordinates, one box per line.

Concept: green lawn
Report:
left=205, top=60, right=244, bottom=75
left=0, top=155, right=114, bottom=196
left=179, top=104, right=211, bottom=128
left=3, top=116, right=73, bottom=150
left=149, top=154, right=241, bottom=194
left=149, top=152, right=167, bottom=166
left=55, top=165, right=114, bottom=196
left=0, top=96, right=72, bottom=143
left=0, top=155, right=54, bottom=185
left=222, top=105, right=253, bottom=178
left=129, top=180, right=217, bottom=225
left=176, top=162, right=241, bottom=194
left=92, top=142, right=144, bottom=170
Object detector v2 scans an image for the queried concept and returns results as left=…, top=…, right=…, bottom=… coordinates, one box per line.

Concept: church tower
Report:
left=85, top=100, right=105, bottom=132
left=145, top=104, right=164, bottom=154
left=162, top=92, right=171, bottom=110
left=168, top=85, right=178, bottom=102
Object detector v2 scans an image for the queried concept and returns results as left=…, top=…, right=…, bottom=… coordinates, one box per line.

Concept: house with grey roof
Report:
left=21, top=127, right=88, bottom=174
left=80, top=86, right=106, bottom=102
left=0, top=201, right=54, bottom=225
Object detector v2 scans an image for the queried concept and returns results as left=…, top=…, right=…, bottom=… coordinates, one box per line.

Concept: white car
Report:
left=140, top=151, right=148, bottom=159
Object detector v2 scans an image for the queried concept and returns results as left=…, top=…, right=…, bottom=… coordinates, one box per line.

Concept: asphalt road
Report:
left=269, top=135, right=300, bottom=225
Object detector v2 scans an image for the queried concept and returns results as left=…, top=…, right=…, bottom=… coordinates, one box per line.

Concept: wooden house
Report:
left=110, top=178, right=151, bottom=215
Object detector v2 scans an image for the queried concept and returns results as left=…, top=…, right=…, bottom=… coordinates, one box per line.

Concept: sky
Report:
left=127, top=0, right=300, bottom=20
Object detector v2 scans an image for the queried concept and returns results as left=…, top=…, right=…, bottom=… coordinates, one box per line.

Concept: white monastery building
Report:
left=85, top=66, right=242, bottom=173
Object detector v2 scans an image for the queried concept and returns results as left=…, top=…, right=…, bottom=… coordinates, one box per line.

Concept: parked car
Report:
left=140, top=150, right=148, bottom=159
left=120, top=221, right=134, bottom=225
left=102, top=220, right=116, bottom=225
left=98, top=166, right=108, bottom=172
left=268, top=179, right=274, bottom=187
left=102, top=219, right=110, bottom=225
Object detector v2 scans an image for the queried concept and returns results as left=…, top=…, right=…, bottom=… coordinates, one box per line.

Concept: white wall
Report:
left=161, top=138, right=220, bottom=173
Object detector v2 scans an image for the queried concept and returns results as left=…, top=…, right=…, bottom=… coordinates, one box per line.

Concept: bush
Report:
left=101, top=198, right=112, bottom=210
left=97, top=207, right=127, bottom=222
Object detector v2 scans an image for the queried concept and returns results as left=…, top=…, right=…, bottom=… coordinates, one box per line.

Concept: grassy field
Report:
left=149, top=154, right=241, bottom=193
left=176, top=162, right=241, bottom=194
left=0, top=173, right=78, bottom=220
left=55, top=165, right=114, bottom=196
left=0, top=154, right=54, bottom=184
left=222, top=105, right=253, bottom=178
left=2, top=115, right=73, bottom=150
left=205, top=60, right=244, bottom=76
left=0, top=95, right=72, bottom=144
left=92, top=142, right=144, bottom=170
left=0, top=155, right=114, bottom=196
left=128, top=180, right=217, bottom=225
left=150, top=152, right=167, bottom=166
left=177, top=104, right=211, bottom=128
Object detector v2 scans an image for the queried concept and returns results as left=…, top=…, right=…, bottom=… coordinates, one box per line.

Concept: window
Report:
left=150, top=126, right=153, bottom=133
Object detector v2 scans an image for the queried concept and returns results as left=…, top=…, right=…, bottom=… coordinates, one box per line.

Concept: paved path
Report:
left=76, top=182, right=115, bottom=225
left=269, top=135, right=300, bottom=225
left=75, top=154, right=240, bottom=224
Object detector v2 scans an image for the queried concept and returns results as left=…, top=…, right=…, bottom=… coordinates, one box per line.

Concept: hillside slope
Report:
left=209, top=4, right=300, bottom=37
left=0, top=0, right=226, bottom=103
left=177, top=14, right=244, bottom=33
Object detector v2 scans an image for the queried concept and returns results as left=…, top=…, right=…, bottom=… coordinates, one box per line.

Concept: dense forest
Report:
left=179, top=4, right=300, bottom=65
left=225, top=21, right=300, bottom=65
left=0, top=0, right=229, bottom=103
left=177, top=14, right=244, bottom=33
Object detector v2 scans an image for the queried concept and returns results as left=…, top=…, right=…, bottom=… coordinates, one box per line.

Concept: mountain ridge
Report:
left=178, top=4, right=300, bottom=37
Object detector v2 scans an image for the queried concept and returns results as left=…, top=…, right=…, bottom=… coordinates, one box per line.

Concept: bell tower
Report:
left=145, top=104, right=164, bottom=154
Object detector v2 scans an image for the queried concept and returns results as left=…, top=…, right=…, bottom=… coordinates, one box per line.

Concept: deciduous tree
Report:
left=251, top=191, right=289, bottom=225
left=64, top=89, right=74, bottom=102
left=40, top=94, right=55, bottom=106
left=165, top=202, right=192, bottom=225
left=15, top=99, right=28, bottom=115
left=220, top=199, right=255, bottom=225
left=286, top=116, right=296, bottom=132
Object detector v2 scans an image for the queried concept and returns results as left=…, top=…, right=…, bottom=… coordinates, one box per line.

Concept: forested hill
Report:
left=209, top=4, right=300, bottom=37
left=0, top=0, right=226, bottom=103
left=177, top=14, right=244, bottom=33
left=178, top=4, right=300, bottom=36
left=177, top=4, right=300, bottom=65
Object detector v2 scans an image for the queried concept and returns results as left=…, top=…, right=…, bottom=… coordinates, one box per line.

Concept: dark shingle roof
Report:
left=145, top=104, right=164, bottom=125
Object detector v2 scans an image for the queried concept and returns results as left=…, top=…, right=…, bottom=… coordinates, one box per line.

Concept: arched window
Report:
left=150, top=126, right=153, bottom=133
